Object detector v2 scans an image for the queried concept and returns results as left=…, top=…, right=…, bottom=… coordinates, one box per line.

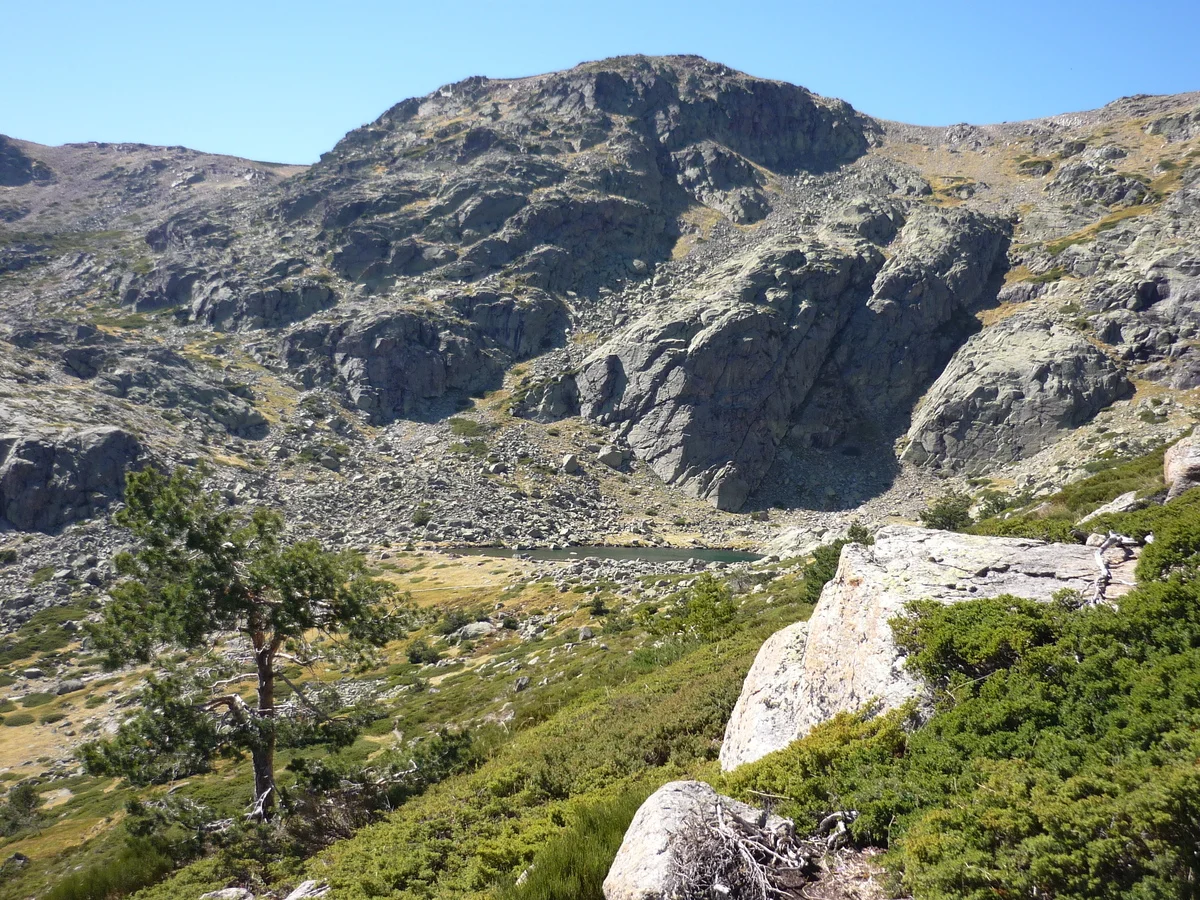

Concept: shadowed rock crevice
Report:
left=0, top=427, right=143, bottom=533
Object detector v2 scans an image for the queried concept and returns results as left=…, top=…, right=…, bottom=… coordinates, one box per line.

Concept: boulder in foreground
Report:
left=603, top=780, right=795, bottom=900
left=1165, top=432, right=1200, bottom=499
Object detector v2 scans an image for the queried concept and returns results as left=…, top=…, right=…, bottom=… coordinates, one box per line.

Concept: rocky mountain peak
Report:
left=0, top=55, right=1196, bottom=538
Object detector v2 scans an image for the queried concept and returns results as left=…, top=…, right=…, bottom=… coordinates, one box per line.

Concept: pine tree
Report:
left=83, top=466, right=405, bottom=818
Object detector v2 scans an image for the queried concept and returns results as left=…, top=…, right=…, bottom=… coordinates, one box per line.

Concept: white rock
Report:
left=720, top=526, right=1126, bottom=772
left=718, top=621, right=809, bottom=771
left=597, top=446, right=627, bottom=469
left=603, top=781, right=788, bottom=900
left=1076, top=490, right=1144, bottom=526
left=283, top=881, right=329, bottom=900
left=454, top=621, right=498, bottom=640
left=199, top=890, right=254, bottom=900
left=1165, top=434, right=1200, bottom=499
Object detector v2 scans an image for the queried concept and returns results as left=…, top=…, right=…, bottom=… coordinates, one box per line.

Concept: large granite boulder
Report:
left=718, top=621, right=809, bottom=772
left=903, top=316, right=1133, bottom=471
left=719, top=526, right=1134, bottom=771
left=603, top=780, right=790, bottom=900
left=0, top=427, right=143, bottom=532
left=1165, top=433, right=1200, bottom=500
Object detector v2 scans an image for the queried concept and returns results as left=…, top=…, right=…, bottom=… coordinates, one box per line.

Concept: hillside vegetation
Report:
left=725, top=486, right=1200, bottom=900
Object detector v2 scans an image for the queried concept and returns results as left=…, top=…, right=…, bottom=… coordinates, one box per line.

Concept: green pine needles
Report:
left=81, top=466, right=407, bottom=819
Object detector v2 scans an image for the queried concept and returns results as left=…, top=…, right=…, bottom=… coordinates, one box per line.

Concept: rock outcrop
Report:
left=904, top=317, right=1133, bottom=470
left=718, top=621, right=809, bottom=771
left=0, top=427, right=142, bottom=532
left=11, top=323, right=268, bottom=439
left=0, top=136, right=52, bottom=187
left=579, top=238, right=881, bottom=510
left=578, top=207, right=1009, bottom=510
left=286, top=54, right=875, bottom=294
left=831, top=208, right=1012, bottom=421
left=720, top=526, right=1135, bottom=771
left=1165, top=433, right=1200, bottom=499
left=281, top=290, right=566, bottom=423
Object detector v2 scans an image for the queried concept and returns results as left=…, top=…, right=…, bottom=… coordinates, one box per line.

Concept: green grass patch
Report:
left=0, top=601, right=87, bottom=667
left=448, top=417, right=491, bottom=438
left=496, top=790, right=650, bottom=900
left=43, top=840, right=174, bottom=900
left=1027, top=266, right=1067, bottom=284
left=970, top=441, right=1168, bottom=540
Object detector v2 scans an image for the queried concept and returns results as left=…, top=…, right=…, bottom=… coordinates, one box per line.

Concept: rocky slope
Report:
left=1, top=54, right=1198, bottom=618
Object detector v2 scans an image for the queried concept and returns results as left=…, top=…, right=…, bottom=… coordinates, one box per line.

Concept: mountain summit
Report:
left=0, top=54, right=1196, bottom=529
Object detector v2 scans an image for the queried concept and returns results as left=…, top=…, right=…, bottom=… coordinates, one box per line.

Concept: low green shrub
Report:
left=496, top=790, right=650, bottom=900
left=448, top=417, right=490, bottom=438
left=970, top=441, right=1169, bottom=541
left=919, top=492, right=973, bottom=531
left=798, top=522, right=873, bottom=604
left=406, top=639, right=442, bottom=665
left=43, top=839, right=173, bottom=900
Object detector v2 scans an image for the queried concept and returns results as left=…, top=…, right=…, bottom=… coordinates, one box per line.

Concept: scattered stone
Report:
left=1077, top=490, right=1146, bottom=526
left=282, top=882, right=329, bottom=900
left=199, top=889, right=254, bottom=900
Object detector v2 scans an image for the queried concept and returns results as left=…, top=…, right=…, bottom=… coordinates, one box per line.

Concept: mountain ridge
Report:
left=0, top=49, right=1196, bottom=590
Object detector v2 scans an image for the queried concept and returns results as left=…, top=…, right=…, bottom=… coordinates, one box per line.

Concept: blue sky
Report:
left=3, top=0, right=1198, bottom=164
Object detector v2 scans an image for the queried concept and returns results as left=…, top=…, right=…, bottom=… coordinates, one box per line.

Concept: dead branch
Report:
left=666, top=800, right=822, bottom=900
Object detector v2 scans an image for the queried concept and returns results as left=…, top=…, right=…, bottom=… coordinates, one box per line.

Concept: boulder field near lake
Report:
left=0, top=54, right=1199, bottom=900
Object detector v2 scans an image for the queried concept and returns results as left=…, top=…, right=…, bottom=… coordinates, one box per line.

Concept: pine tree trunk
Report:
left=253, top=652, right=276, bottom=819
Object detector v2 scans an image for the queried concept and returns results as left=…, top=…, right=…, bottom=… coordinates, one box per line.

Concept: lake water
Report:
left=447, top=546, right=762, bottom=564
